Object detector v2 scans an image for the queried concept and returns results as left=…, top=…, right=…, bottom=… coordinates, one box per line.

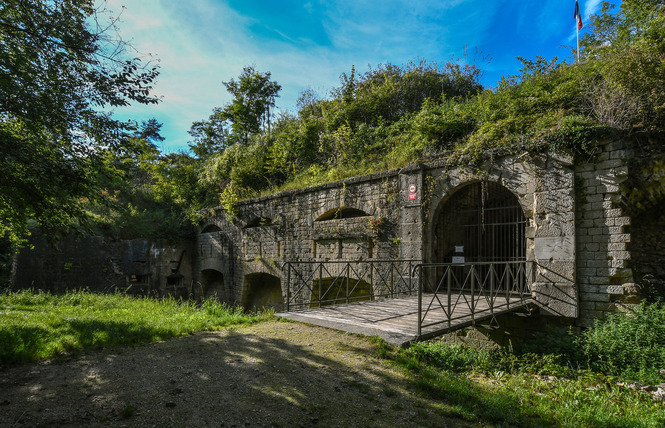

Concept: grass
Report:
left=0, top=289, right=273, bottom=364
left=371, top=340, right=665, bottom=427
left=4, top=289, right=665, bottom=426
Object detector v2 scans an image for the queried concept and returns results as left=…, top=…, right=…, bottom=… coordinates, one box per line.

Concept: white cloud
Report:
left=100, top=0, right=602, bottom=152
left=584, top=0, right=603, bottom=19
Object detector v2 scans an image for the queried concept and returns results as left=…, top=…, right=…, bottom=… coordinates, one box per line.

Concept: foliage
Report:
left=380, top=301, right=665, bottom=425
left=219, top=65, right=281, bottom=144
left=389, top=339, right=665, bottom=427
left=196, top=59, right=486, bottom=205
left=0, top=0, right=159, bottom=248
left=404, top=304, right=665, bottom=386
left=88, top=121, right=198, bottom=241
left=583, top=302, right=665, bottom=384
left=187, top=2, right=664, bottom=212
left=381, top=323, right=665, bottom=427
left=0, top=289, right=272, bottom=364
left=580, top=1, right=665, bottom=130
left=0, top=235, right=12, bottom=288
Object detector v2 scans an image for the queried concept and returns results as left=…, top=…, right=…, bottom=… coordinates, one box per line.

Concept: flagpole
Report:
left=575, top=0, right=582, bottom=63
left=576, top=24, right=580, bottom=63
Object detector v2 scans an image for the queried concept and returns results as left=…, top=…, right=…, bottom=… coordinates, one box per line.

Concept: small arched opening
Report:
left=244, top=217, right=274, bottom=228
left=200, top=269, right=225, bottom=300
left=201, top=224, right=221, bottom=233
left=243, top=273, right=283, bottom=312
left=310, top=277, right=373, bottom=307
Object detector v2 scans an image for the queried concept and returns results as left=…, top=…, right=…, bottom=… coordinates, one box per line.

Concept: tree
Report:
left=219, top=65, right=281, bottom=144
left=188, top=107, right=231, bottom=159
left=580, top=1, right=665, bottom=129
left=0, top=0, right=159, bottom=246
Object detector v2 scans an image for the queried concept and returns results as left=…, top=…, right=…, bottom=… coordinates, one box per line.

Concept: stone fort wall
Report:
left=11, top=137, right=662, bottom=335
left=198, top=138, right=644, bottom=329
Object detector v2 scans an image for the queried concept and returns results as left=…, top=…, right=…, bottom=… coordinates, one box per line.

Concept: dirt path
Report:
left=0, top=320, right=469, bottom=427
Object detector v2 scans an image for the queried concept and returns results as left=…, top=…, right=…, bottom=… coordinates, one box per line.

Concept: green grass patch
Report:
left=0, top=289, right=273, bottom=364
left=386, top=341, right=665, bottom=427
left=368, top=304, right=665, bottom=427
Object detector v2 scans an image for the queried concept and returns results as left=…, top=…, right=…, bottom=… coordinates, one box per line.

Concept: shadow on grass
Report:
left=0, top=326, right=51, bottom=364
left=0, top=319, right=194, bottom=365
left=0, top=321, right=557, bottom=427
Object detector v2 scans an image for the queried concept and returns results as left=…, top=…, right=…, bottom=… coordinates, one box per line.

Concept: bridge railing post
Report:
left=286, top=263, right=291, bottom=312
left=490, top=263, right=495, bottom=317
left=446, top=266, right=452, bottom=328
left=506, top=263, right=511, bottom=309
left=318, top=265, right=323, bottom=308
left=471, top=265, right=476, bottom=326
left=346, top=263, right=350, bottom=304
left=416, top=264, right=422, bottom=338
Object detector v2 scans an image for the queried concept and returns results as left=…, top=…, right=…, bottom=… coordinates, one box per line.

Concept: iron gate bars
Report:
left=414, top=261, right=534, bottom=337
left=281, top=259, right=421, bottom=311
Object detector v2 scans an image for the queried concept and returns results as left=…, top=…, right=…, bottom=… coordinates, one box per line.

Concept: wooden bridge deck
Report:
left=276, top=293, right=533, bottom=347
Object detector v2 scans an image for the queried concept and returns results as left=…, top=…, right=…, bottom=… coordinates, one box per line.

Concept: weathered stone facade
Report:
left=195, top=138, right=650, bottom=330
left=12, top=137, right=664, bottom=337
left=12, top=230, right=194, bottom=298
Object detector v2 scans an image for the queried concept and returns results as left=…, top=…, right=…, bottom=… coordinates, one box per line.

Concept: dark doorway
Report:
left=243, top=273, right=283, bottom=312
left=434, top=181, right=526, bottom=263
left=200, top=269, right=225, bottom=300
left=310, top=277, right=373, bottom=307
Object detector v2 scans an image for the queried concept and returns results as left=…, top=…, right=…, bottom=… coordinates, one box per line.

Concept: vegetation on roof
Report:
left=2, top=1, right=664, bottom=248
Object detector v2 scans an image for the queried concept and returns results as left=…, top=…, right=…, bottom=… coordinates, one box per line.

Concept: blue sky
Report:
left=105, top=0, right=611, bottom=153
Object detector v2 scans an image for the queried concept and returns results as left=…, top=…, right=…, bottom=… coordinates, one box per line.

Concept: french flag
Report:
left=574, top=1, right=583, bottom=30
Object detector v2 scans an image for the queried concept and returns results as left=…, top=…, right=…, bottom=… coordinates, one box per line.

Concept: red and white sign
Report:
left=408, top=183, right=417, bottom=200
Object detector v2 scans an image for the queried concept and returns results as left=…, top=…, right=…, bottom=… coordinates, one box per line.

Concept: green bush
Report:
left=582, top=302, right=665, bottom=384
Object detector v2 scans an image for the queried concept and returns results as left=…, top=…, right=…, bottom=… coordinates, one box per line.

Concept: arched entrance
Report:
left=243, top=273, right=283, bottom=312
left=434, top=181, right=526, bottom=263
left=200, top=269, right=225, bottom=299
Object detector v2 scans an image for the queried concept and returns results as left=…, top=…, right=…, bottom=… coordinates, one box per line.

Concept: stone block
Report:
left=589, top=276, right=610, bottom=285
left=608, top=250, right=630, bottom=260
left=600, top=285, right=625, bottom=295
left=595, top=302, right=616, bottom=311
left=531, top=282, right=578, bottom=317
left=577, top=267, right=597, bottom=277
left=534, top=236, right=575, bottom=261
left=597, top=183, right=620, bottom=194
left=534, top=220, right=575, bottom=238
left=607, top=242, right=626, bottom=251
left=614, top=217, right=631, bottom=226
left=533, top=191, right=574, bottom=214
left=597, top=159, right=624, bottom=169
left=579, top=291, right=611, bottom=302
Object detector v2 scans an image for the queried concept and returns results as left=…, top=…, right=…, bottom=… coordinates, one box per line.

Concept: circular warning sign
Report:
left=408, top=184, right=417, bottom=193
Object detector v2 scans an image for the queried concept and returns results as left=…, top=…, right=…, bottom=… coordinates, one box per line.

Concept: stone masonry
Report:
left=11, top=137, right=659, bottom=334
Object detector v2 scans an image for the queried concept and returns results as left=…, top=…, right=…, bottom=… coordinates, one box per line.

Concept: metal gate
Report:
left=435, top=181, right=526, bottom=263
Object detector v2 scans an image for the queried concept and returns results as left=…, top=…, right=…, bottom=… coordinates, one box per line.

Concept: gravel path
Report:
left=0, top=320, right=469, bottom=427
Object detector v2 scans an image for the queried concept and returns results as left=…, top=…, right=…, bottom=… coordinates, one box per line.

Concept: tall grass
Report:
left=389, top=341, right=665, bottom=427
left=583, top=302, right=665, bottom=384
left=0, top=289, right=272, bottom=364
left=379, top=304, right=665, bottom=427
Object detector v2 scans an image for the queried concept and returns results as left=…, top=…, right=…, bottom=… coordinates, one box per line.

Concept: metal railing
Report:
left=281, top=259, right=421, bottom=311
left=414, top=261, right=534, bottom=337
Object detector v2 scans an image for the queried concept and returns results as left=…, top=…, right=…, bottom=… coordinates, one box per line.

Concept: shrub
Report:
left=582, top=302, right=665, bottom=384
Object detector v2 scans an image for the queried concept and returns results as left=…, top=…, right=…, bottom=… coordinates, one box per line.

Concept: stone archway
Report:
left=200, top=269, right=225, bottom=300
left=433, top=181, right=527, bottom=263
left=243, top=273, right=283, bottom=312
